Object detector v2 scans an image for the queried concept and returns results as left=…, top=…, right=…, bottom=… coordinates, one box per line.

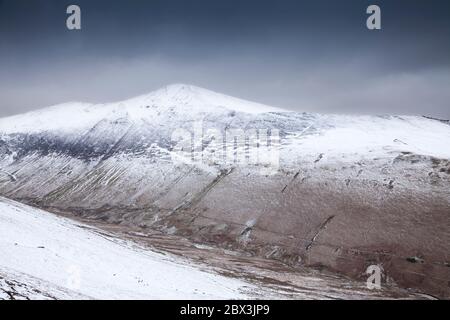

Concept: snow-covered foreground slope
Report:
left=0, top=197, right=259, bottom=299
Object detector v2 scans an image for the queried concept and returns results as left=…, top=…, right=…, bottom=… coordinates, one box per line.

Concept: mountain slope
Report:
left=0, top=84, right=449, bottom=298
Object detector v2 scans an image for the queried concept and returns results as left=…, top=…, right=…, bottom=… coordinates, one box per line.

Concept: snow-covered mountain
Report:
left=0, top=84, right=449, bottom=298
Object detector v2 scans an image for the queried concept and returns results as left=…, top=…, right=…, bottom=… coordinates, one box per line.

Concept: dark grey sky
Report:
left=0, top=0, right=449, bottom=118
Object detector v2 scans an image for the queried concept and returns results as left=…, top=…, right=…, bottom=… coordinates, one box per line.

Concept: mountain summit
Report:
left=130, top=83, right=286, bottom=114
left=0, top=84, right=285, bottom=134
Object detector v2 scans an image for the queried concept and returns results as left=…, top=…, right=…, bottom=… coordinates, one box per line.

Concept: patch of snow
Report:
left=284, top=114, right=450, bottom=162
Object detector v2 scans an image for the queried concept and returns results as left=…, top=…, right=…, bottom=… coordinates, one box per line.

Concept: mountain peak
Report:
left=128, top=83, right=287, bottom=115
left=162, top=83, right=200, bottom=91
left=0, top=84, right=287, bottom=134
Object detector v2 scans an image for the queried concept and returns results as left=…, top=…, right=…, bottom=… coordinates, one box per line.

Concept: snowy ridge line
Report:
left=0, top=84, right=449, bottom=160
left=0, top=84, right=286, bottom=134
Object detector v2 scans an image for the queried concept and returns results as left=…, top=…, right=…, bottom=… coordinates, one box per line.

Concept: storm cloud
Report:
left=0, top=0, right=449, bottom=118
